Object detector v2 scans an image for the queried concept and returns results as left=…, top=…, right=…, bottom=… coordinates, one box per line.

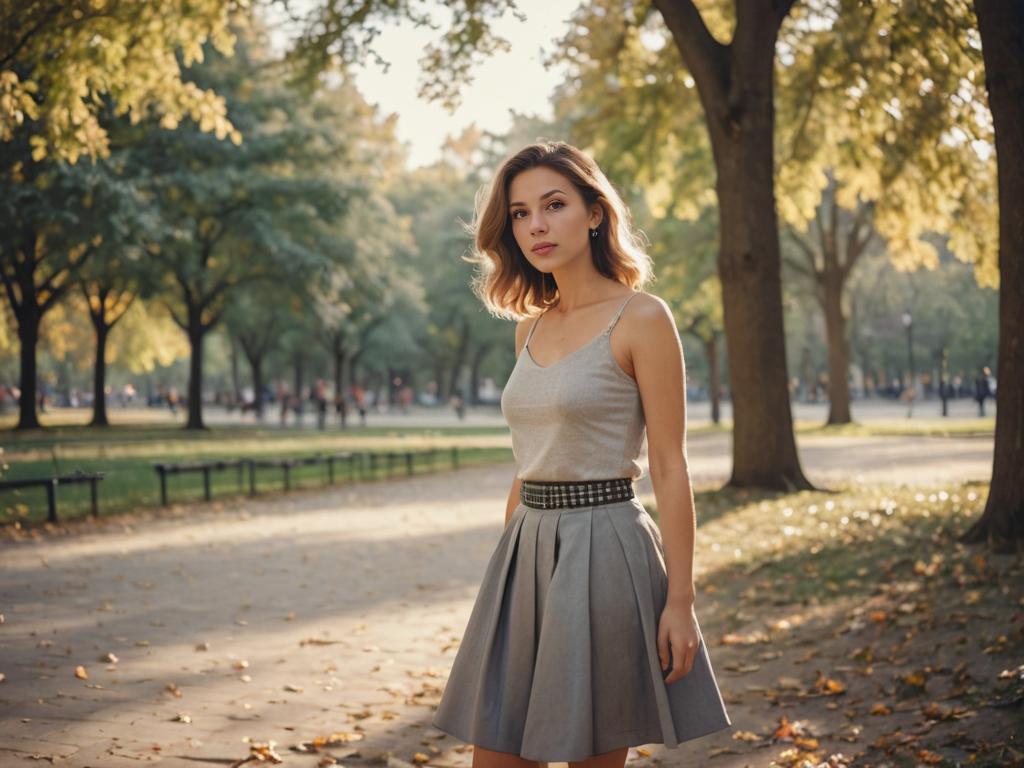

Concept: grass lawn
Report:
left=637, top=481, right=1022, bottom=767
left=0, top=422, right=513, bottom=525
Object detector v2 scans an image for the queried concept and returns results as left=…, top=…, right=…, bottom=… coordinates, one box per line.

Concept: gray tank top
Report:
left=500, top=292, right=646, bottom=482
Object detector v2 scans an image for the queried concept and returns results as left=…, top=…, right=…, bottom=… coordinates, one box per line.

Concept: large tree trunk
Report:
left=90, top=324, right=110, bottom=427
left=16, top=309, right=41, bottom=429
left=654, top=0, right=811, bottom=490
left=186, top=305, right=206, bottom=430
left=821, top=270, right=852, bottom=424
left=962, top=0, right=1024, bottom=552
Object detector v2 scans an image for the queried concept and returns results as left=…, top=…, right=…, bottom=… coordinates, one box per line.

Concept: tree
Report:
left=0, top=0, right=243, bottom=163
left=962, top=1, right=1024, bottom=552
left=1, top=0, right=526, bottom=165
left=80, top=262, right=138, bottom=426
left=0, top=147, right=142, bottom=428
left=780, top=180, right=879, bottom=424
left=140, top=31, right=353, bottom=429
left=773, top=0, right=993, bottom=426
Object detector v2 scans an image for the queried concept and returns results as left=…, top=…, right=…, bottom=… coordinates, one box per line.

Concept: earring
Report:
left=590, top=227, right=599, bottom=239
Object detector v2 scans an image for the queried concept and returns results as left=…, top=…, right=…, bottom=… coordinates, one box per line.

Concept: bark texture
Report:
left=962, top=0, right=1024, bottom=551
left=653, top=0, right=811, bottom=489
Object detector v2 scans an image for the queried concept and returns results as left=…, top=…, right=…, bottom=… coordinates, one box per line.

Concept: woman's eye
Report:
left=511, top=201, right=563, bottom=219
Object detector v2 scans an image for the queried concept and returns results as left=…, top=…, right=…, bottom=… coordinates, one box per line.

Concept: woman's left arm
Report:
left=630, top=295, right=699, bottom=684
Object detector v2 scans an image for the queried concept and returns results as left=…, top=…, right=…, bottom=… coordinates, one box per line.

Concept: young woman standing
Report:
left=432, top=141, right=731, bottom=768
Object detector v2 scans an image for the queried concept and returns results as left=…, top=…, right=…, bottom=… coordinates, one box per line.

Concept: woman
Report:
left=432, top=141, right=731, bottom=768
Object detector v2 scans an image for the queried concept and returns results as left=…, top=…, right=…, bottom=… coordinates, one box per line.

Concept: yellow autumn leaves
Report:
left=1, top=0, right=246, bottom=164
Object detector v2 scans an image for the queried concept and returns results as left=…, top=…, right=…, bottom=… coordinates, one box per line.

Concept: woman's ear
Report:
left=589, top=204, right=604, bottom=229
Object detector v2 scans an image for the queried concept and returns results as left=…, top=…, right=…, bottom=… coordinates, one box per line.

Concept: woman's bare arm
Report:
left=629, top=293, right=701, bottom=683
left=631, top=294, right=696, bottom=606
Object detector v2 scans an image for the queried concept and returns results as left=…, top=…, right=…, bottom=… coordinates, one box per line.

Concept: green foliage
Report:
left=0, top=0, right=244, bottom=163
left=776, top=0, right=997, bottom=287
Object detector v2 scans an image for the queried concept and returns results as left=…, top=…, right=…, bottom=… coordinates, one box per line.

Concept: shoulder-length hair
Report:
left=465, top=140, right=654, bottom=320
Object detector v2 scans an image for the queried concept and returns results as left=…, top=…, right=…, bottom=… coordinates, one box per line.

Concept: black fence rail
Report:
left=154, top=447, right=459, bottom=507
left=0, top=471, right=106, bottom=523
left=154, top=459, right=248, bottom=506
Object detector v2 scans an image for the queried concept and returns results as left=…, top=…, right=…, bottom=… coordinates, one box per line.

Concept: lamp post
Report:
left=902, top=311, right=915, bottom=418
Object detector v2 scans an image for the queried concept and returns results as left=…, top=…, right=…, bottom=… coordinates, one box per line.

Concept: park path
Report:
left=0, top=434, right=995, bottom=767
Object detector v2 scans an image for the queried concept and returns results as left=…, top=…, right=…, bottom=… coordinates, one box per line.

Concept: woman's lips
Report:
left=532, top=244, right=556, bottom=255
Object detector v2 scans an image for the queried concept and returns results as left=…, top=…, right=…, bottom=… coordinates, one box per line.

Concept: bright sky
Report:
left=348, top=0, right=582, bottom=169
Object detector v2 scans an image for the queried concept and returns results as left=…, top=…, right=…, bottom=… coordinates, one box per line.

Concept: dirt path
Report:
left=0, top=439, right=1014, bottom=767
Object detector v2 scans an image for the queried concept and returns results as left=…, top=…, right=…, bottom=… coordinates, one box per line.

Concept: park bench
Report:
left=0, top=471, right=106, bottom=523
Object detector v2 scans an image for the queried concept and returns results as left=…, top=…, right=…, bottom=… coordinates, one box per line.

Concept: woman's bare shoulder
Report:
left=624, top=290, right=673, bottom=326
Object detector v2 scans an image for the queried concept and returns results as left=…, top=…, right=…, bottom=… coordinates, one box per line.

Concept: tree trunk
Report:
left=448, top=315, right=470, bottom=399
left=186, top=305, right=206, bottom=430
left=250, top=355, right=265, bottom=421
left=90, top=324, right=110, bottom=427
left=654, top=0, right=810, bottom=490
left=962, top=0, right=1024, bottom=551
left=470, top=344, right=487, bottom=405
left=821, top=271, right=853, bottom=424
left=704, top=334, right=721, bottom=425
left=332, top=336, right=345, bottom=402
left=229, top=335, right=242, bottom=407
left=16, top=309, right=41, bottom=429
left=434, top=361, right=446, bottom=402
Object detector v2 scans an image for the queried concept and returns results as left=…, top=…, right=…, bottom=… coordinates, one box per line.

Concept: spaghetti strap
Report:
left=604, top=291, right=640, bottom=334
left=524, top=310, right=547, bottom=347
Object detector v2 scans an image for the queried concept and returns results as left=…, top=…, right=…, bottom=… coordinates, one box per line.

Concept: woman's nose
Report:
left=529, top=212, right=547, bottom=235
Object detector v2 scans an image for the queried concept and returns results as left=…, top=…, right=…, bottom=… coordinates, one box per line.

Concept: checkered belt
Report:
left=519, top=477, right=635, bottom=510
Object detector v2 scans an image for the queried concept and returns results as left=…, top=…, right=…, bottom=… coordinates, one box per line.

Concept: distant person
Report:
left=450, top=389, right=466, bottom=420
left=430, top=142, right=730, bottom=764
left=166, top=387, right=179, bottom=416
left=400, top=384, right=414, bottom=414
left=974, top=366, right=993, bottom=416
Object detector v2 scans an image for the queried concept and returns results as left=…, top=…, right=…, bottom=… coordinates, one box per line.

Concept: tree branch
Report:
left=651, top=0, right=729, bottom=111
left=162, top=301, right=187, bottom=332
left=787, top=229, right=821, bottom=276
left=841, top=200, right=875, bottom=278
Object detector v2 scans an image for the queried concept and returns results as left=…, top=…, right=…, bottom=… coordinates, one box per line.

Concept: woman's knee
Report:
left=471, top=744, right=541, bottom=768
left=568, top=746, right=629, bottom=768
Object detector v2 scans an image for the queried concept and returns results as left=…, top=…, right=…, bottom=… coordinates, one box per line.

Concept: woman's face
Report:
left=507, top=166, right=601, bottom=274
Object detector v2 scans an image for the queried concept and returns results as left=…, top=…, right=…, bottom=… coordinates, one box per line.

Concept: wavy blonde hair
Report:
left=465, top=140, right=654, bottom=320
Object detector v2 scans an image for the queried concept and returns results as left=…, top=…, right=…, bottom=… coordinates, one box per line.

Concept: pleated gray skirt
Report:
left=431, top=497, right=732, bottom=762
